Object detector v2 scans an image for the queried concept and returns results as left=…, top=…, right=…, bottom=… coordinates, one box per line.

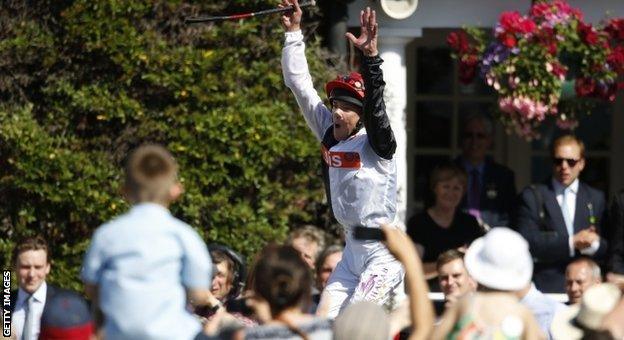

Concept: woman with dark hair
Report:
left=244, top=245, right=332, bottom=340
left=407, top=162, right=484, bottom=281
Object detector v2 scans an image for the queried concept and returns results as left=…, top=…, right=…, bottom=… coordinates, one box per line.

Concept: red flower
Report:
left=499, top=33, right=517, bottom=48
left=570, top=8, right=583, bottom=21
left=605, top=18, right=624, bottom=41
left=575, top=78, right=595, bottom=97
left=554, top=0, right=582, bottom=20
left=459, top=55, right=479, bottom=84
left=447, top=31, right=470, bottom=53
left=530, top=0, right=583, bottom=21
left=607, top=46, right=624, bottom=73
left=550, top=62, right=567, bottom=79
left=500, top=11, right=523, bottom=31
left=530, top=3, right=550, bottom=19
left=546, top=41, right=558, bottom=55
left=577, top=22, right=599, bottom=45
left=534, top=26, right=558, bottom=55
left=499, top=11, right=536, bottom=34
left=519, top=19, right=537, bottom=34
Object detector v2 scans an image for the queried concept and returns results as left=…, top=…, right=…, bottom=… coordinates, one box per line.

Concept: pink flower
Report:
left=499, top=96, right=549, bottom=122
left=530, top=0, right=580, bottom=26
left=556, top=116, right=579, bottom=130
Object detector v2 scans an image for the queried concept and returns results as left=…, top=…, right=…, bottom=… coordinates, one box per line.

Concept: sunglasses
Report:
left=463, top=132, right=487, bottom=139
left=553, top=157, right=581, bottom=167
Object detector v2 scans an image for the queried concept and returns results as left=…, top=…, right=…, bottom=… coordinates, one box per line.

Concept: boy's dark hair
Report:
left=124, top=144, right=178, bottom=204
left=252, top=244, right=311, bottom=315
left=13, top=236, right=50, bottom=264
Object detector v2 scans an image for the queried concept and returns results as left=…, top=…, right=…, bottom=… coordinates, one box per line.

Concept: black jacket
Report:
left=455, top=156, right=516, bottom=228
left=515, top=180, right=607, bottom=292
left=608, top=190, right=624, bottom=274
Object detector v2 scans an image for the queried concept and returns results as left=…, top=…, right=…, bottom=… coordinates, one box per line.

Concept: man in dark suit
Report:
left=516, top=135, right=607, bottom=293
left=7, top=236, right=62, bottom=340
left=456, top=114, right=516, bottom=230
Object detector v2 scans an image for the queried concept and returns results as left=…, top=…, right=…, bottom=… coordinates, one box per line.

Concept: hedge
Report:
left=0, top=0, right=341, bottom=291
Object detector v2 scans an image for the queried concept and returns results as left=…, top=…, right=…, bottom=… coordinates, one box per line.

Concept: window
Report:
left=407, top=29, right=497, bottom=213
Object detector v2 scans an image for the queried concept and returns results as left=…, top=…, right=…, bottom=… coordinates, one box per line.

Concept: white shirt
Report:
left=12, top=281, right=47, bottom=340
left=552, top=178, right=599, bottom=257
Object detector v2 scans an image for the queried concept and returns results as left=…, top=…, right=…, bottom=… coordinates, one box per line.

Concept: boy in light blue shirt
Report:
left=82, top=145, right=215, bottom=340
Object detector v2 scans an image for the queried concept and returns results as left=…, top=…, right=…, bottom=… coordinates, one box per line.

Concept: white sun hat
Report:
left=551, top=283, right=621, bottom=340
left=464, top=227, right=533, bottom=291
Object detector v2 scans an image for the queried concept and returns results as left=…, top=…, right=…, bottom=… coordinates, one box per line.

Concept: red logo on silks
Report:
left=321, top=145, right=361, bottom=169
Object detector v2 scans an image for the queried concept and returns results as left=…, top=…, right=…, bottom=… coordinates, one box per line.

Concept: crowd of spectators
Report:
left=4, top=134, right=624, bottom=340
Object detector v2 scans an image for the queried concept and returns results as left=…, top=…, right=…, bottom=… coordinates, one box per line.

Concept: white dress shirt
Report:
left=552, top=178, right=599, bottom=257
left=12, top=281, right=47, bottom=340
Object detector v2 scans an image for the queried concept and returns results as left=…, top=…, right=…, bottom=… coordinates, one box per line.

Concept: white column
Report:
left=379, top=34, right=412, bottom=225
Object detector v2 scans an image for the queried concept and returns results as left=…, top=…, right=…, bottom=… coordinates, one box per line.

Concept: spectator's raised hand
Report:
left=382, top=225, right=418, bottom=264
left=346, top=7, right=378, bottom=57
left=279, top=0, right=301, bottom=32
left=382, top=224, right=434, bottom=340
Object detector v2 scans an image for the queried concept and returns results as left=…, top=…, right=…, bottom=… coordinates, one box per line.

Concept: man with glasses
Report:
left=455, top=114, right=516, bottom=230
left=516, top=134, right=607, bottom=293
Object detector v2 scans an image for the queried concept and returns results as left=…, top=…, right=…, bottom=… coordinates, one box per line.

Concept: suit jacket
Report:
left=8, top=283, right=61, bottom=313
left=456, top=156, right=517, bottom=229
left=516, top=180, right=607, bottom=293
left=608, top=190, right=624, bottom=274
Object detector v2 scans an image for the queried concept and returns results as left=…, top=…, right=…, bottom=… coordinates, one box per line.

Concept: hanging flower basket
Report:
left=447, top=0, right=624, bottom=139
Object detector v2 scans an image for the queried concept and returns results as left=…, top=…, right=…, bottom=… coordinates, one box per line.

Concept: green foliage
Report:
left=0, top=0, right=337, bottom=290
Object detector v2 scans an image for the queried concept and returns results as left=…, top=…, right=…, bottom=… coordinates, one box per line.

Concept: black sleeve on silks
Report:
left=361, top=55, right=397, bottom=160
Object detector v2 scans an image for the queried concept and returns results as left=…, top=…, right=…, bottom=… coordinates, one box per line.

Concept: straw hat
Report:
left=551, top=283, right=621, bottom=340
left=464, top=228, right=533, bottom=291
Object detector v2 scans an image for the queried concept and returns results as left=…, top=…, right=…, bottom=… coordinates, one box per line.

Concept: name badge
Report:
left=321, top=145, right=361, bottom=169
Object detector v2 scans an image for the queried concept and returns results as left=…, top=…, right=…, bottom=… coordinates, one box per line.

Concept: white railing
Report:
left=427, top=292, right=569, bottom=303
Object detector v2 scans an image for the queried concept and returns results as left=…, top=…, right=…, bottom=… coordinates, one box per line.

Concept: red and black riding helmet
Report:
left=325, top=72, right=365, bottom=109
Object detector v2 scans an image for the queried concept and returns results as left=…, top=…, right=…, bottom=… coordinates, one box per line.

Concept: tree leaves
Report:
left=0, top=0, right=335, bottom=289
